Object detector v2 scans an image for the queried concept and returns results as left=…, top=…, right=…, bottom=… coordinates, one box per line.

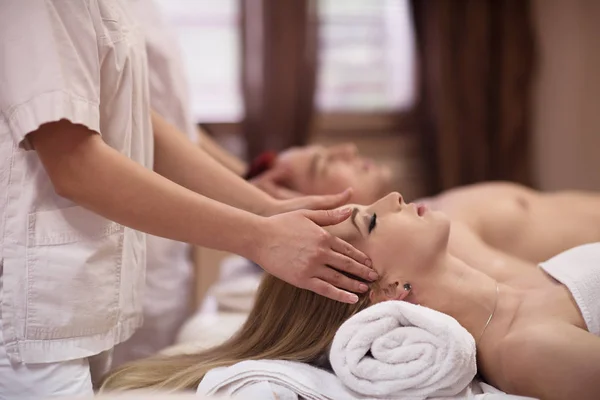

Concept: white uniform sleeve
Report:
left=233, top=381, right=299, bottom=400
left=0, top=0, right=101, bottom=148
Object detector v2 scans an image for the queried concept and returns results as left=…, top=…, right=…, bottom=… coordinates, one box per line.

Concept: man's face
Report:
left=276, top=143, right=393, bottom=204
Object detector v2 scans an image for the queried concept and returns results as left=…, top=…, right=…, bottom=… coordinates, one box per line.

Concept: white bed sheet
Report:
left=171, top=312, right=534, bottom=400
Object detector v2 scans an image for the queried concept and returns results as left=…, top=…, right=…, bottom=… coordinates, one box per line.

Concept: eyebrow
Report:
left=308, top=153, right=322, bottom=178
left=350, top=207, right=361, bottom=233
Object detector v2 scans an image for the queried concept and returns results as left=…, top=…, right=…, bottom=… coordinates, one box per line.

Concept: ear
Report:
left=369, top=281, right=411, bottom=303
left=394, top=283, right=412, bottom=301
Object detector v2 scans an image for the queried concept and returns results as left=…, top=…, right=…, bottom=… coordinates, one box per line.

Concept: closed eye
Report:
left=368, top=213, right=377, bottom=233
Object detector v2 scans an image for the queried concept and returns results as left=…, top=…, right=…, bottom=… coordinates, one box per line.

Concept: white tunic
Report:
left=0, top=0, right=152, bottom=363
left=112, top=0, right=198, bottom=365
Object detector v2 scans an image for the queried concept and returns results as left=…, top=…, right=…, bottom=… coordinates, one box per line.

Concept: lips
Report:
left=417, top=204, right=427, bottom=216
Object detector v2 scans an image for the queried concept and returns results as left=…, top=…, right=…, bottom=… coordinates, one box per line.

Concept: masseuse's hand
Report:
left=253, top=207, right=378, bottom=303
left=251, top=166, right=302, bottom=200
left=266, top=188, right=354, bottom=216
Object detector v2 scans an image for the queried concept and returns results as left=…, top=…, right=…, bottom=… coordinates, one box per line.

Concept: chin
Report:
left=431, top=209, right=451, bottom=225
left=435, top=213, right=452, bottom=245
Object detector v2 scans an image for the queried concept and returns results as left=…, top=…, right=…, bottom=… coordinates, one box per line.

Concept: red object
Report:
left=245, top=151, right=278, bottom=180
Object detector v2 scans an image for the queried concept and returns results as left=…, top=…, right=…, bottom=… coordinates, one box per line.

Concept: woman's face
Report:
left=276, top=143, right=393, bottom=204
left=328, top=192, right=451, bottom=289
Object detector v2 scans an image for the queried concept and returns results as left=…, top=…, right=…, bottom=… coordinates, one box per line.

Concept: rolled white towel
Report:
left=329, top=301, right=477, bottom=400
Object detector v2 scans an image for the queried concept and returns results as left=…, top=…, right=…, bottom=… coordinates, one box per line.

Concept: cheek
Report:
left=329, top=166, right=356, bottom=187
left=310, top=171, right=355, bottom=195
left=293, top=175, right=336, bottom=196
left=329, top=167, right=378, bottom=204
left=310, top=180, right=347, bottom=196
left=365, top=240, right=401, bottom=274
left=368, top=219, right=440, bottom=272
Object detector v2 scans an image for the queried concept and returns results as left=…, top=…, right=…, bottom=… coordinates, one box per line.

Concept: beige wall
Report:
left=532, top=0, right=600, bottom=191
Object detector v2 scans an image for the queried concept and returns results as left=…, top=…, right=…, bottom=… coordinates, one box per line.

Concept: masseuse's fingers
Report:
left=316, top=265, right=370, bottom=294
left=304, top=208, right=375, bottom=283
left=270, top=189, right=353, bottom=216
left=268, top=184, right=302, bottom=200
left=303, top=206, right=353, bottom=226
left=306, top=278, right=360, bottom=304
left=324, top=243, right=378, bottom=283
left=252, top=167, right=302, bottom=199
left=256, top=208, right=374, bottom=304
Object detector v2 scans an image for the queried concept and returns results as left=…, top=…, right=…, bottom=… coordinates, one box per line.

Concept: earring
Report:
left=403, top=283, right=412, bottom=292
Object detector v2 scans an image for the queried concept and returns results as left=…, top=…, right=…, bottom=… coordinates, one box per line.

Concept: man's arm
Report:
left=152, top=111, right=273, bottom=216
left=197, top=126, right=247, bottom=177
left=499, top=323, right=600, bottom=400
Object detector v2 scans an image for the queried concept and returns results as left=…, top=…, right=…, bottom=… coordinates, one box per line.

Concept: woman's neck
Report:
left=406, top=255, right=502, bottom=342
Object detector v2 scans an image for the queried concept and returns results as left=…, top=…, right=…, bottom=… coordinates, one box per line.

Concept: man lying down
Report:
left=253, top=143, right=600, bottom=264
left=101, top=192, right=600, bottom=400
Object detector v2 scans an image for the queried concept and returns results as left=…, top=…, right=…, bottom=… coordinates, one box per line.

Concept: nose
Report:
left=378, top=192, right=403, bottom=208
left=390, top=191, right=403, bottom=205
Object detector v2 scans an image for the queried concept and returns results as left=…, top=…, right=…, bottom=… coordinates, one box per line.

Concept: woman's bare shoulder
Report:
left=493, top=322, right=600, bottom=400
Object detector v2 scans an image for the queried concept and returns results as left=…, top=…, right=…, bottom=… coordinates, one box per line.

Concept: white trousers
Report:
left=0, top=319, right=119, bottom=400
left=0, top=325, right=115, bottom=399
left=0, top=338, right=92, bottom=399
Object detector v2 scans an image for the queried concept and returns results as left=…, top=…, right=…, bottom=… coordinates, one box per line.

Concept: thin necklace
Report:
left=477, top=281, right=499, bottom=343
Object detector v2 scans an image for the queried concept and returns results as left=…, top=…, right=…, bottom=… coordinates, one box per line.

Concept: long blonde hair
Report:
left=100, top=274, right=375, bottom=392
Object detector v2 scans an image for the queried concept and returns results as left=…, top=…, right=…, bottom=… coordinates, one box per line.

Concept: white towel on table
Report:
left=330, top=301, right=477, bottom=400
left=197, top=359, right=363, bottom=400
left=196, top=359, right=525, bottom=400
left=210, top=256, right=262, bottom=313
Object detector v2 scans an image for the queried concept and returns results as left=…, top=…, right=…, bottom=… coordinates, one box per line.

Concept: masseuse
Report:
left=0, top=1, right=375, bottom=398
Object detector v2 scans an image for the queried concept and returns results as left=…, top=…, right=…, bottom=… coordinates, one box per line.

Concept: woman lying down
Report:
left=101, top=193, right=600, bottom=400
left=256, top=143, right=600, bottom=263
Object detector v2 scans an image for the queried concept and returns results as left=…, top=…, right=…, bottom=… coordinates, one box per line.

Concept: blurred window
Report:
left=317, top=0, right=416, bottom=112
left=155, top=0, right=415, bottom=121
left=156, top=0, right=242, bottom=122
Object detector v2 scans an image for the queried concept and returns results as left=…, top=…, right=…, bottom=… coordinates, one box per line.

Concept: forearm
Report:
left=198, top=126, right=247, bottom=176
left=52, top=135, right=264, bottom=259
left=29, top=121, right=373, bottom=305
left=152, top=111, right=273, bottom=215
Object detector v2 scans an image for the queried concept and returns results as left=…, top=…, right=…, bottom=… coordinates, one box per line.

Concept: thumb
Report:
left=272, top=185, right=303, bottom=200
left=253, top=167, right=300, bottom=199
left=304, top=207, right=353, bottom=227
